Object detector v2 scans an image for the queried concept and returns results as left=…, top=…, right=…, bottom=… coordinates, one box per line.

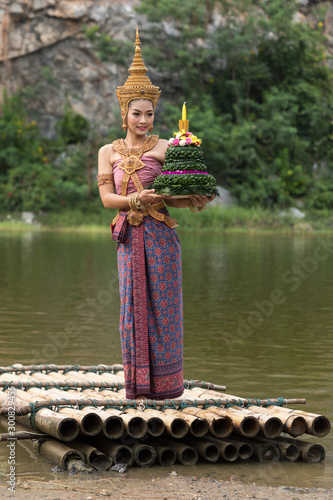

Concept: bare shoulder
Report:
left=99, top=143, right=114, bottom=157
left=157, top=138, right=168, bottom=151
left=152, top=138, right=168, bottom=154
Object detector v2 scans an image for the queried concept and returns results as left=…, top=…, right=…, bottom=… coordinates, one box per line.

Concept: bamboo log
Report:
left=104, top=409, right=148, bottom=439
left=150, top=442, right=177, bottom=466
left=181, top=407, right=232, bottom=438
left=91, top=438, right=134, bottom=466
left=227, top=403, right=307, bottom=437
left=16, top=409, right=79, bottom=442
left=200, top=435, right=239, bottom=462
left=162, top=408, right=208, bottom=438
left=182, top=436, right=220, bottom=462
left=250, top=441, right=280, bottom=463
left=55, top=408, right=103, bottom=437
left=217, top=437, right=253, bottom=460
left=225, top=405, right=283, bottom=439
left=272, top=436, right=325, bottom=463
left=124, top=408, right=165, bottom=437
left=157, top=437, right=198, bottom=465
left=35, top=438, right=86, bottom=470
left=254, top=436, right=300, bottom=462
left=0, top=397, right=306, bottom=416
left=80, top=406, right=125, bottom=439
left=0, top=430, right=46, bottom=441
left=0, top=364, right=124, bottom=374
left=207, top=407, right=260, bottom=438
left=142, top=409, right=189, bottom=439
left=68, top=440, right=111, bottom=470
left=127, top=442, right=156, bottom=467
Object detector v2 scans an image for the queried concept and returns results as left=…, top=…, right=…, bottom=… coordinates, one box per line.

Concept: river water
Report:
left=0, top=229, right=332, bottom=488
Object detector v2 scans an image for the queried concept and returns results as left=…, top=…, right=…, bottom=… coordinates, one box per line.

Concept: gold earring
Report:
left=122, top=119, right=128, bottom=132
left=149, top=125, right=154, bottom=132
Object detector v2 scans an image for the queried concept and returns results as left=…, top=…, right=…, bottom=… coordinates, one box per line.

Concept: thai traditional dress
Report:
left=111, top=135, right=184, bottom=400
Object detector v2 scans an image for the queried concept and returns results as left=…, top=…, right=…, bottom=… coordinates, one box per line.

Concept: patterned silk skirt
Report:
left=117, top=213, right=184, bottom=400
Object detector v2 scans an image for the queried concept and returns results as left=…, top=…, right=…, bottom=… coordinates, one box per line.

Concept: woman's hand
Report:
left=188, top=194, right=215, bottom=209
left=137, top=189, right=164, bottom=205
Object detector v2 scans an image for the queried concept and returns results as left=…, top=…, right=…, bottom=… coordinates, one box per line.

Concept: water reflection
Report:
left=0, top=230, right=332, bottom=488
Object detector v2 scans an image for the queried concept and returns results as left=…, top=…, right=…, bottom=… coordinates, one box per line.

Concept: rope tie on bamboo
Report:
left=265, top=397, right=285, bottom=407
left=29, top=364, right=44, bottom=375
left=45, top=364, right=58, bottom=374
left=225, top=398, right=245, bottom=408
left=104, top=399, right=122, bottom=411
left=245, top=398, right=261, bottom=408
left=63, top=364, right=81, bottom=374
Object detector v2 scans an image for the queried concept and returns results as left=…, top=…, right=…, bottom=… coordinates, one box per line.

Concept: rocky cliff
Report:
left=0, top=0, right=332, bottom=136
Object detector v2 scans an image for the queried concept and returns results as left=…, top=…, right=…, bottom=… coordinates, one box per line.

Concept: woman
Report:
left=97, top=29, right=211, bottom=400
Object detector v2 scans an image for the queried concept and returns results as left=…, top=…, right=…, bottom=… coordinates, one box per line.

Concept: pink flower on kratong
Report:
left=185, top=132, right=192, bottom=137
left=185, top=137, right=192, bottom=145
left=173, top=138, right=180, bottom=146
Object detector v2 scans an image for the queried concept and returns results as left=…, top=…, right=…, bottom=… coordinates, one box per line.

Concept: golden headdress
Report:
left=116, top=27, right=161, bottom=131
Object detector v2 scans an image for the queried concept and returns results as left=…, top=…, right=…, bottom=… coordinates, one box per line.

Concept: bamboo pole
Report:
left=57, top=408, right=103, bottom=437
left=157, top=437, right=198, bottom=465
left=254, top=436, right=300, bottom=462
left=161, top=408, right=208, bottom=438
left=150, top=442, right=177, bottom=466
left=90, top=437, right=134, bottom=466
left=127, top=442, right=156, bottom=468
left=0, top=364, right=124, bottom=374
left=181, top=407, right=233, bottom=438
left=0, top=430, right=46, bottom=441
left=142, top=408, right=189, bottom=439
left=249, top=441, right=280, bottom=463
left=224, top=405, right=283, bottom=439
left=0, top=397, right=307, bottom=416
left=124, top=408, right=165, bottom=437
left=205, top=406, right=260, bottom=438
left=68, top=440, right=112, bottom=470
left=35, top=438, right=86, bottom=470
left=185, top=387, right=306, bottom=437
left=272, top=436, right=325, bottom=463
left=79, top=406, right=125, bottom=439
left=103, top=409, right=148, bottom=439
left=182, top=436, right=220, bottom=462
left=214, top=436, right=253, bottom=460
left=199, top=435, right=239, bottom=462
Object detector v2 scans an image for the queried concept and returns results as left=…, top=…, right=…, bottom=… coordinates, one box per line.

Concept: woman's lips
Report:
left=138, top=126, right=147, bottom=130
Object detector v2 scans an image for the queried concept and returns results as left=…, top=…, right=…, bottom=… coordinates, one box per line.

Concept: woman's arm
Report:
left=98, top=145, right=132, bottom=209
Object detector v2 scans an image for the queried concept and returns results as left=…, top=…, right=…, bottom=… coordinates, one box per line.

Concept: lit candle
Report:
left=182, top=102, right=186, bottom=122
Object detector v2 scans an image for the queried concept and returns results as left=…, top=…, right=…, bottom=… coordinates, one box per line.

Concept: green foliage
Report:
left=306, top=172, right=333, bottom=210
left=84, top=24, right=132, bottom=63
left=0, top=91, right=97, bottom=212
left=137, top=0, right=333, bottom=208
left=55, top=104, right=89, bottom=144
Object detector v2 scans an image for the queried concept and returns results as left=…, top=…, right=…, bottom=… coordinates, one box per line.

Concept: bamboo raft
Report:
left=0, top=363, right=330, bottom=471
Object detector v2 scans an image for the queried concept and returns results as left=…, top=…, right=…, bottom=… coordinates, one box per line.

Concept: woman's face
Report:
left=126, top=100, right=154, bottom=135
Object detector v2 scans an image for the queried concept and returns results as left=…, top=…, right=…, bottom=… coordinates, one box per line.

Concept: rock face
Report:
left=0, top=0, right=332, bottom=136
left=0, top=0, right=142, bottom=135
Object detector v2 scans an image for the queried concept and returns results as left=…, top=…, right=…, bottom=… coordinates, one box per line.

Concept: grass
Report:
left=1, top=206, right=333, bottom=233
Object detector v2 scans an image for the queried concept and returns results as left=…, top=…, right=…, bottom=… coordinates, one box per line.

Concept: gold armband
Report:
left=97, top=173, right=114, bottom=187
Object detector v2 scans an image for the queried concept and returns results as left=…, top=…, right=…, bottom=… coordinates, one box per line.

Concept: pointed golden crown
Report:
left=116, top=27, right=161, bottom=119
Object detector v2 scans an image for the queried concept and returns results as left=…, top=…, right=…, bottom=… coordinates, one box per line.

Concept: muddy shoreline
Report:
left=1, top=471, right=332, bottom=500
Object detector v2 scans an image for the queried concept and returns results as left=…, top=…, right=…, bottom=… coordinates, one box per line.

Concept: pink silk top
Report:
left=113, top=155, right=163, bottom=195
